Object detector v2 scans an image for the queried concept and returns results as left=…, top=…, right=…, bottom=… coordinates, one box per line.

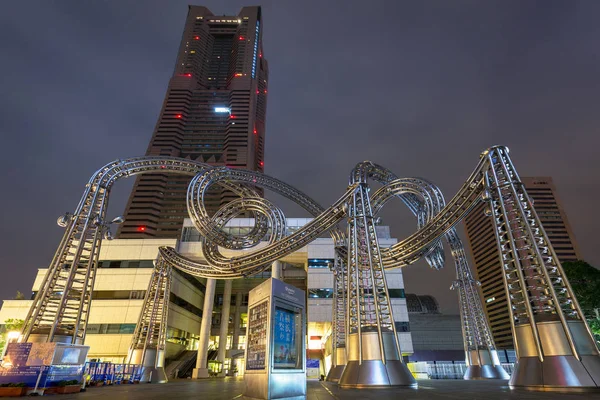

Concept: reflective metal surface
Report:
left=463, top=350, right=510, bottom=380
left=20, top=146, right=600, bottom=390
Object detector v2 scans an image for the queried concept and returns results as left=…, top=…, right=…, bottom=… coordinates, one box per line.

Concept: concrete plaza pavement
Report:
left=58, top=377, right=600, bottom=399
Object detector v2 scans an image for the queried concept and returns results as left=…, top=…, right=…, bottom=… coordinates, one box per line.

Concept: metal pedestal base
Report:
left=464, top=364, right=510, bottom=380
left=326, top=365, right=345, bottom=383
left=463, top=349, right=510, bottom=380
left=510, top=356, right=600, bottom=391
left=338, top=360, right=417, bottom=388
left=141, top=367, right=167, bottom=383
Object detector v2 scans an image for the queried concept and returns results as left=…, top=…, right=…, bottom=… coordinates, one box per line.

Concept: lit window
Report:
left=308, top=289, right=333, bottom=298
left=486, top=297, right=496, bottom=303
left=190, top=50, right=196, bottom=54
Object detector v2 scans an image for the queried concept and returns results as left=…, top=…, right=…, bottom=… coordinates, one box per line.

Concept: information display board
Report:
left=243, top=278, right=306, bottom=400
left=246, top=300, right=269, bottom=370
left=273, top=307, right=301, bottom=369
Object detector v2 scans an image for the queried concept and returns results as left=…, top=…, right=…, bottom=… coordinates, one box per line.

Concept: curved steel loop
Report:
left=187, top=166, right=350, bottom=249
left=158, top=247, right=244, bottom=278
left=379, top=155, right=489, bottom=268
left=370, top=177, right=496, bottom=349
left=201, top=197, right=287, bottom=274
left=348, top=162, right=445, bottom=270
left=198, top=186, right=356, bottom=273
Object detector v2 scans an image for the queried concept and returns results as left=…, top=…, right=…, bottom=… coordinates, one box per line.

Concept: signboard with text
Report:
left=273, top=307, right=298, bottom=369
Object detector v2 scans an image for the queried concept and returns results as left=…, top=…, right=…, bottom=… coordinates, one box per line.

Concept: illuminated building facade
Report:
left=464, top=176, right=581, bottom=349
left=119, top=6, right=268, bottom=239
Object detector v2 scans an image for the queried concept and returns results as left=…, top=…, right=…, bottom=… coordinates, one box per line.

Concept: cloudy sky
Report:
left=0, top=1, right=599, bottom=314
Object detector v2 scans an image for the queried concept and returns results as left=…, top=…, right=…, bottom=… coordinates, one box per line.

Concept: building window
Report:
left=308, top=259, right=333, bottom=269
left=87, top=323, right=136, bottom=334
left=182, top=227, right=201, bottom=242
left=388, top=289, right=406, bottom=298
left=395, top=321, right=410, bottom=332
left=308, top=289, right=333, bottom=298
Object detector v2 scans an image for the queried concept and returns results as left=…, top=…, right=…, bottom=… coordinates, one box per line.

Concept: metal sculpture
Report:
left=126, top=257, right=171, bottom=383
left=20, top=146, right=600, bottom=391
left=339, top=167, right=415, bottom=387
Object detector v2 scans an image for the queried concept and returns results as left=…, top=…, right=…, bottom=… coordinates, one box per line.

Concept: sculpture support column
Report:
left=326, top=252, right=347, bottom=382
left=193, top=278, right=216, bottom=379
left=217, top=280, right=233, bottom=376
left=485, top=146, right=600, bottom=390
left=272, top=260, right=282, bottom=280
left=338, top=182, right=416, bottom=388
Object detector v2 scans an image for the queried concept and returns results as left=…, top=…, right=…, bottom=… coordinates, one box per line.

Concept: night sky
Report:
left=1, top=1, right=599, bottom=315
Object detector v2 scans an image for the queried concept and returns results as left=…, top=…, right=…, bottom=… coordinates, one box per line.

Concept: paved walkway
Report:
left=57, top=378, right=600, bottom=399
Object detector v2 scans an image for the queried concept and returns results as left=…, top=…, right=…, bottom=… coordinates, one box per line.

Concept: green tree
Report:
left=0, top=319, right=24, bottom=355
left=562, top=260, right=600, bottom=315
left=563, top=260, right=600, bottom=343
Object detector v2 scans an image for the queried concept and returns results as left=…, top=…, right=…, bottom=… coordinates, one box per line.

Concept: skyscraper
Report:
left=119, top=6, right=268, bottom=239
left=463, top=177, right=581, bottom=349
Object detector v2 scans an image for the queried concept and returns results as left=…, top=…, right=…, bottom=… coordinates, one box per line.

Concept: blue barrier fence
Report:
left=84, top=362, right=143, bottom=384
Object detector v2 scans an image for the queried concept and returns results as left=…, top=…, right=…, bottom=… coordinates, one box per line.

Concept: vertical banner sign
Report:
left=273, top=307, right=297, bottom=368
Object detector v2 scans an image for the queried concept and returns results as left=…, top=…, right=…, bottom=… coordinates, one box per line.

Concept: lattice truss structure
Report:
left=20, top=146, right=599, bottom=387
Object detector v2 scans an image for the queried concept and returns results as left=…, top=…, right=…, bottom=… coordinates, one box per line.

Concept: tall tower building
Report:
left=119, top=6, right=268, bottom=239
left=463, top=177, right=581, bottom=349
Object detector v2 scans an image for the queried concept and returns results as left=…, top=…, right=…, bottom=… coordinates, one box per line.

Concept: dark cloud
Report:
left=1, top=1, right=599, bottom=314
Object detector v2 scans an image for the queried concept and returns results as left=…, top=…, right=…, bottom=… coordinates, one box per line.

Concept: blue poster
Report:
left=273, top=307, right=297, bottom=368
left=306, top=359, right=319, bottom=369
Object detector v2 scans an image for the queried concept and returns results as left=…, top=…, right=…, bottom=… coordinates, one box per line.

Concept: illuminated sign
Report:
left=214, top=107, right=231, bottom=114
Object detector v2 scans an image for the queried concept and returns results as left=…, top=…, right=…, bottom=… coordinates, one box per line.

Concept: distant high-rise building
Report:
left=119, top=6, right=268, bottom=238
left=463, top=177, right=581, bottom=349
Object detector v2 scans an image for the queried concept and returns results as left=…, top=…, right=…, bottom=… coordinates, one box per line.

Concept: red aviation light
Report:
left=256, top=89, right=259, bottom=94
left=259, top=161, right=264, bottom=167
left=264, top=89, right=267, bottom=94
left=175, top=114, right=182, bottom=119
left=239, top=36, right=245, bottom=40
left=259, top=53, right=262, bottom=58
left=160, top=165, right=167, bottom=169
left=230, top=114, right=236, bottom=119
left=194, top=36, right=200, bottom=40
left=137, top=226, right=146, bottom=232
left=253, top=128, right=257, bottom=135
left=185, top=73, right=192, bottom=77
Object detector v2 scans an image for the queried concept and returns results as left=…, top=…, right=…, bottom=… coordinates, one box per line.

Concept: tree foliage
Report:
left=563, top=260, right=600, bottom=343
left=562, top=260, right=600, bottom=316
left=0, top=319, right=24, bottom=355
